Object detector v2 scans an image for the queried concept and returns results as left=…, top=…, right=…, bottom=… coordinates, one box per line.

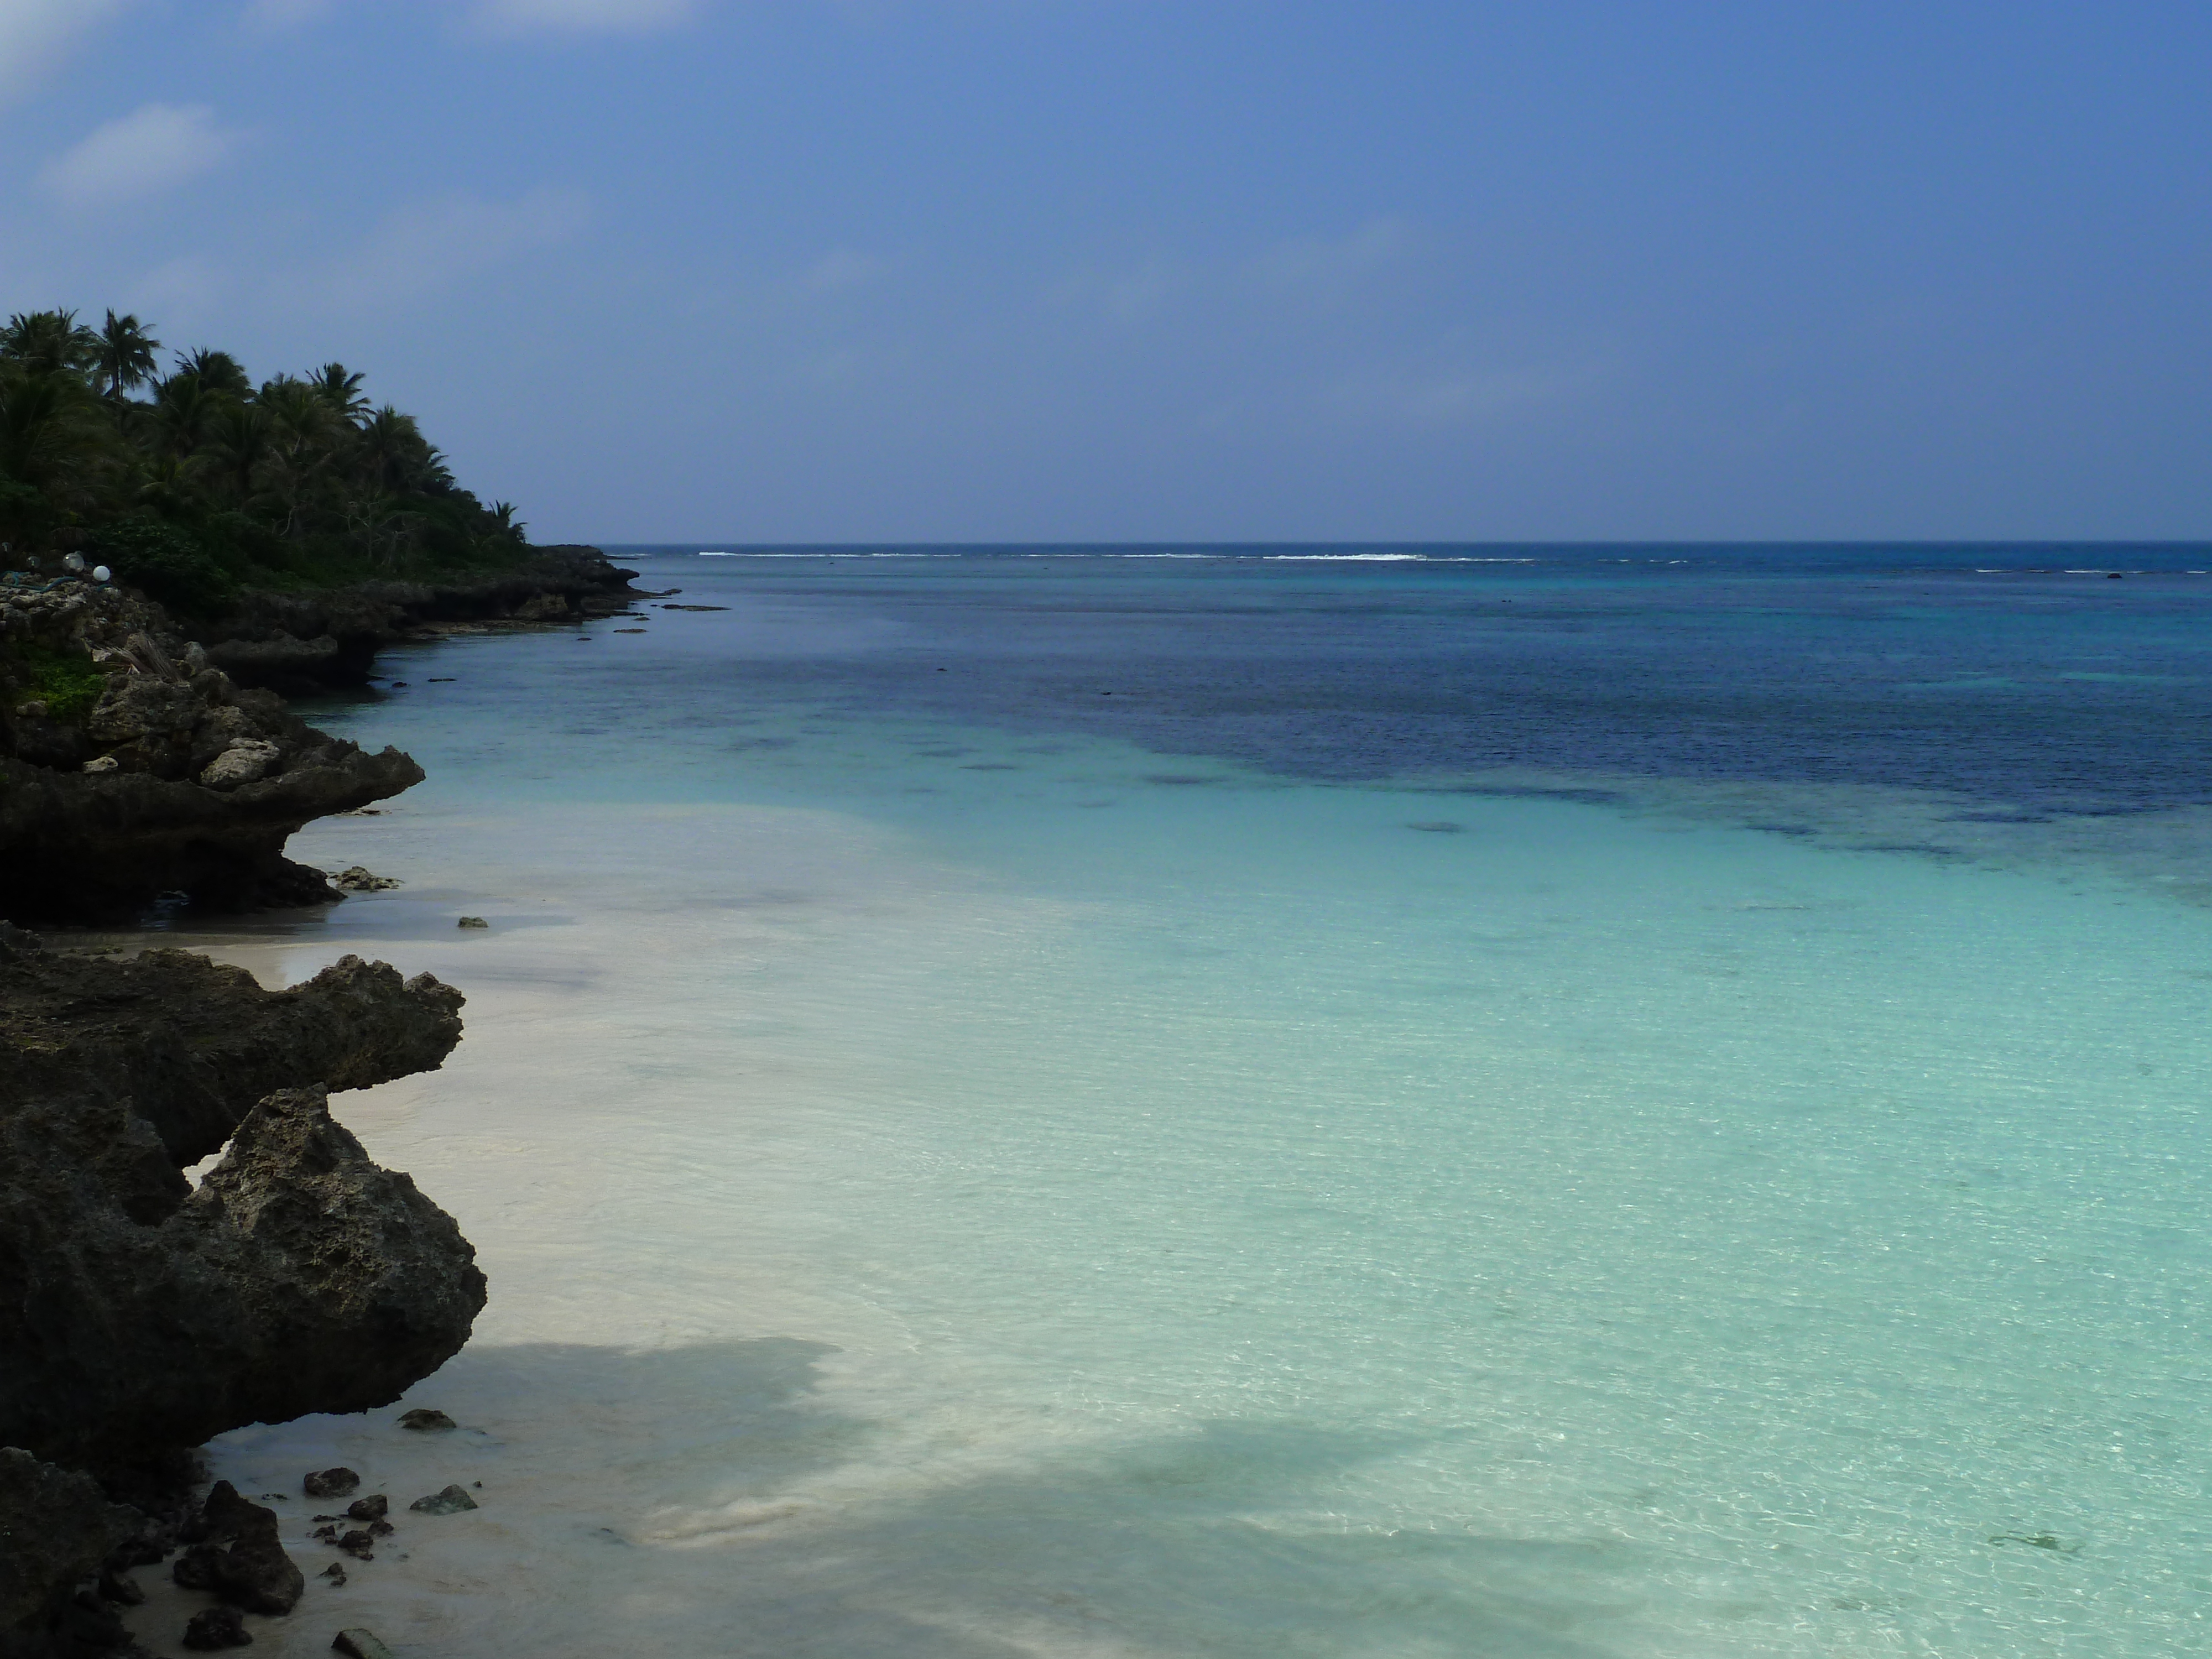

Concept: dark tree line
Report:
left=0, top=307, right=527, bottom=614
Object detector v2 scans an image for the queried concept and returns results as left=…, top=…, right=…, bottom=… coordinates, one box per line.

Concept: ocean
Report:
left=131, top=546, right=2211, bottom=1657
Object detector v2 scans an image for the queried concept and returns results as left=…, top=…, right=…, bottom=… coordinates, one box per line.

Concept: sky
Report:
left=1, top=1, right=2207, bottom=543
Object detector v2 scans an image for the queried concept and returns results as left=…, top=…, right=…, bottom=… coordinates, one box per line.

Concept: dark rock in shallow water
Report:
left=319, top=1563, right=347, bottom=1587
left=302, top=1468, right=359, bottom=1499
left=196, top=546, right=641, bottom=693
left=180, top=1603, right=251, bottom=1649
left=333, top=1629, right=398, bottom=1659
left=397, top=1410, right=455, bottom=1433
left=343, top=1495, right=387, bottom=1522
left=336, top=1530, right=375, bottom=1560
left=407, top=1485, right=478, bottom=1516
left=198, top=1482, right=304, bottom=1615
left=330, top=867, right=400, bottom=893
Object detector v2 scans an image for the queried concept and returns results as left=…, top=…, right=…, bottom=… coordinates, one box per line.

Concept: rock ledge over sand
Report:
left=0, top=577, right=420, bottom=925
left=0, top=927, right=484, bottom=1657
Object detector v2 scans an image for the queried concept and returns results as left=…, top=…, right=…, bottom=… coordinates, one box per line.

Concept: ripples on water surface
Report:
left=142, top=547, right=2210, bottom=1658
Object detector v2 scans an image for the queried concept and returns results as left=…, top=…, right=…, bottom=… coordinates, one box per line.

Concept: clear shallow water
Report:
left=131, top=548, right=2211, bottom=1657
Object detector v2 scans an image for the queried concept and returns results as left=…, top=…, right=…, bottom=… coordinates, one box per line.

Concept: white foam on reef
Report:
left=129, top=707, right=2212, bottom=1657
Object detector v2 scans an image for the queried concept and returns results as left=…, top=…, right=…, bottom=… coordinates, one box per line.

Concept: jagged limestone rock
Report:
left=197, top=739, right=281, bottom=790
left=0, top=928, right=481, bottom=1468
left=0, top=579, right=423, bottom=924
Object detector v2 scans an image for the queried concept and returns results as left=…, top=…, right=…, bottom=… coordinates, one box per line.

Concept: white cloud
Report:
left=0, top=0, right=126, bottom=102
left=471, top=0, right=698, bottom=33
left=39, top=103, right=239, bottom=208
left=1051, top=255, right=1185, bottom=327
left=327, top=187, right=589, bottom=306
left=1250, top=218, right=1412, bottom=307
left=799, top=249, right=885, bottom=293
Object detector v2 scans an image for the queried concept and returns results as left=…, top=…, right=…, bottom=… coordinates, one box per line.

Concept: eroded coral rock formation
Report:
left=0, top=929, right=479, bottom=1464
left=200, top=545, right=642, bottom=692
left=0, top=927, right=484, bottom=1656
left=0, top=578, right=421, bottom=924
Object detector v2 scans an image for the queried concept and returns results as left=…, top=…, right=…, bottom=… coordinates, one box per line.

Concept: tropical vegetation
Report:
left=0, top=306, right=530, bottom=617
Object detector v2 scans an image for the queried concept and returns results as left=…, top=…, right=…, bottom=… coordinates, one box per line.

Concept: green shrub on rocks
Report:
left=17, top=644, right=102, bottom=721
left=87, top=519, right=237, bottom=619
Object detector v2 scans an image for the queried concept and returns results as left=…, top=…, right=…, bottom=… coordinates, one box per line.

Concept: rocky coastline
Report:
left=0, top=930, right=481, bottom=1656
left=1, top=550, right=637, bottom=1653
left=0, top=546, right=639, bottom=924
left=196, top=546, right=644, bottom=695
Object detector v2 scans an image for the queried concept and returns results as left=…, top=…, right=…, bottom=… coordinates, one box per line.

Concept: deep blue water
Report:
left=602, top=543, right=2212, bottom=822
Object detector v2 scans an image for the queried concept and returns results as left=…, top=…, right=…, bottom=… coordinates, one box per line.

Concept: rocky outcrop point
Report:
left=0, top=577, right=421, bottom=924
left=201, top=545, right=642, bottom=691
left=0, top=927, right=483, bottom=1656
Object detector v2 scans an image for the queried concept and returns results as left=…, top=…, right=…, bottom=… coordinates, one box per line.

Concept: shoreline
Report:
left=0, top=549, right=644, bottom=1656
left=11, top=551, right=2212, bottom=1655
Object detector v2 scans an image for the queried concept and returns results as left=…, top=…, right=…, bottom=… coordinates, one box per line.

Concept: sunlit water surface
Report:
left=127, top=549, right=2211, bottom=1657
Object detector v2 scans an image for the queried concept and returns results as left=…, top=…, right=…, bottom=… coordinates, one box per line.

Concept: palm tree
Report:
left=92, top=310, right=161, bottom=402
left=0, top=310, right=100, bottom=379
left=0, top=362, right=113, bottom=545
left=356, top=405, right=431, bottom=493
left=255, top=377, right=349, bottom=535
left=146, top=369, right=231, bottom=463
left=174, top=347, right=252, bottom=399
left=207, top=399, right=272, bottom=507
left=0, top=299, right=528, bottom=582
left=308, top=363, right=370, bottom=424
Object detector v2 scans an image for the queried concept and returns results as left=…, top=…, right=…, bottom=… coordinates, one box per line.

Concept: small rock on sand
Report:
left=180, top=1604, right=251, bottom=1649
left=172, top=1544, right=225, bottom=1590
left=398, top=1407, right=456, bottom=1431
left=187, top=1481, right=305, bottom=1615
left=303, top=1467, right=360, bottom=1498
left=408, top=1484, right=479, bottom=1516
left=455, top=916, right=488, bottom=930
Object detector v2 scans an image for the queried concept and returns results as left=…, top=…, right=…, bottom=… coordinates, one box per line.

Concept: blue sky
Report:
left=3, top=1, right=2207, bottom=542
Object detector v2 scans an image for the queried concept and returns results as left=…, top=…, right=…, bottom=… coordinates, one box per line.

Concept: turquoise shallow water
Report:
left=140, top=551, right=2211, bottom=1657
